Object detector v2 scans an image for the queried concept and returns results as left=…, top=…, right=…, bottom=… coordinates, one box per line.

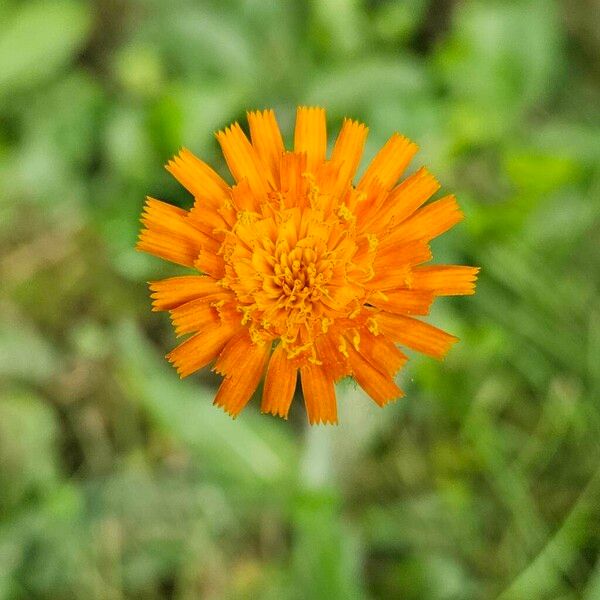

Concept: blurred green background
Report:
left=1, top=0, right=599, bottom=598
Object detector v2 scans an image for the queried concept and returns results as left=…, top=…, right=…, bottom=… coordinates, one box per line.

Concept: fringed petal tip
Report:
left=165, top=351, right=188, bottom=379
left=164, top=148, right=184, bottom=170
left=296, top=104, right=326, bottom=113
left=366, top=387, right=405, bottom=409
left=214, top=124, right=233, bottom=140
left=307, top=415, right=339, bottom=426
left=147, top=280, right=166, bottom=312
left=260, top=407, right=290, bottom=421
left=412, top=265, right=480, bottom=297
left=213, top=395, right=240, bottom=419
left=246, top=108, right=273, bottom=119
left=341, top=116, right=368, bottom=130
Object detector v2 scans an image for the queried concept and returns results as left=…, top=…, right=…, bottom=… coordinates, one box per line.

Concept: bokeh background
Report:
left=1, top=0, right=599, bottom=598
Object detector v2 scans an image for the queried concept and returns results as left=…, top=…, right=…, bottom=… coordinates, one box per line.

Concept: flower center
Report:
left=248, top=236, right=337, bottom=352
left=271, top=244, right=330, bottom=308
left=220, top=202, right=363, bottom=359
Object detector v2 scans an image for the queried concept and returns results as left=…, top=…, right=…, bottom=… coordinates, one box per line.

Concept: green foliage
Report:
left=0, top=0, right=599, bottom=598
left=0, top=1, right=91, bottom=96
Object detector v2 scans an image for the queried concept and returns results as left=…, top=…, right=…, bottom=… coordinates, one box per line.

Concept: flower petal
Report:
left=300, top=362, right=337, bottom=424
left=166, top=320, right=240, bottom=378
left=248, top=109, right=285, bottom=184
left=362, top=167, right=440, bottom=233
left=358, top=133, right=418, bottom=195
left=369, top=289, right=435, bottom=315
left=375, top=313, right=458, bottom=358
left=169, top=295, right=236, bottom=337
left=137, top=197, right=203, bottom=267
left=194, top=251, right=226, bottom=279
left=279, top=152, right=309, bottom=208
left=315, top=332, right=351, bottom=381
left=187, top=204, right=230, bottom=239
left=294, top=106, right=327, bottom=173
left=149, top=276, right=223, bottom=311
left=411, top=265, right=480, bottom=296
left=213, top=333, right=271, bottom=417
left=216, top=123, right=272, bottom=194
left=391, top=194, right=464, bottom=244
left=230, top=178, right=263, bottom=213
left=346, top=342, right=404, bottom=407
left=351, top=328, right=408, bottom=378
left=166, top=148, right=229, bottom=208
left=368, top=240, right=432, bottom=290
left=329, top=118, right=368, bottom=194
left=261, top=343, right=298, bottom=418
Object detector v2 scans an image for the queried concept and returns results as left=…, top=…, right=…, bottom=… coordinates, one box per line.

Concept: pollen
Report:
left=137, top=107, right=479, bottom=424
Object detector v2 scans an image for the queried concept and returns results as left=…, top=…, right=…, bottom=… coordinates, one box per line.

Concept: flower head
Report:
left=137, top=107, right=478, bottom=424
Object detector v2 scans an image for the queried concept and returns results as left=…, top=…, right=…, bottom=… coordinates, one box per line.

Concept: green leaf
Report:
left=292, top=489, right=364, bottom=600
left=0, top=392, right=60, bottom=511
left=114, top=320, right=297, bottom=485
left=0, top=1, right=91, bottom=94
left=0, top=320, right=58, bottom=382
left=434, top=0, right=563, bottom=141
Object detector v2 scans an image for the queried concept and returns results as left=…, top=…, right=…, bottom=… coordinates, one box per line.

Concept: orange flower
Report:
left=137, top=107, right=478, bottom=424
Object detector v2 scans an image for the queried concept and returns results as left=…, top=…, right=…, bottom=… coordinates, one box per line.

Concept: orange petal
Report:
left=170, top=295, right=234, bottom=337
left=391, top=194, right=464, bottom=244
left=363, top=167, right=440, bottom=233
left=329, top=118, right=368, bottom=194
left=300, top=362, right=337, bottom=425
left=374, top=239, right=433, bottom=272
left=375, top=313, right=458, bottom=359
left=364, top=266, right=411, bottom=291
left=165, top=148, right=229, bottom=208
left=213, top=334, right=271, bottom=417
left=230, top=178, right=263, bottom=213
left=248, top=109, right=285, bottom=184
left=261, top=343, right=298, bottom=419
left=357, top=133, right=418, bottom=195
left=194, top=251, right=226, bottom=279
left=213, top=329, right=254, bottom=376
left=354, top=178, right=388, bottom=226
left=294, top=106, right=327, bottom=173
left=166, top=320, right=240, bottom=378
left=363, top=240, right=432, bottom=295
left=321, top=282, right=361, bottom=312
left=369, top=289, right=435, bottom=315
left=314, top=332, right=351, bottom=382
left=350, top=328, right=408, bottom=378
left=149, top=276, right=223, bottom=311
left=137, top=197, right=203, bottom=267
left=411, top=265, right=479, bottom=296
left=346, top=342, right=404, bottom=407
left=216, top=123, right=272, bottom=195
left=187, top=204, right=229, bottom=239
left=279, top=152, right=309, bottom=208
